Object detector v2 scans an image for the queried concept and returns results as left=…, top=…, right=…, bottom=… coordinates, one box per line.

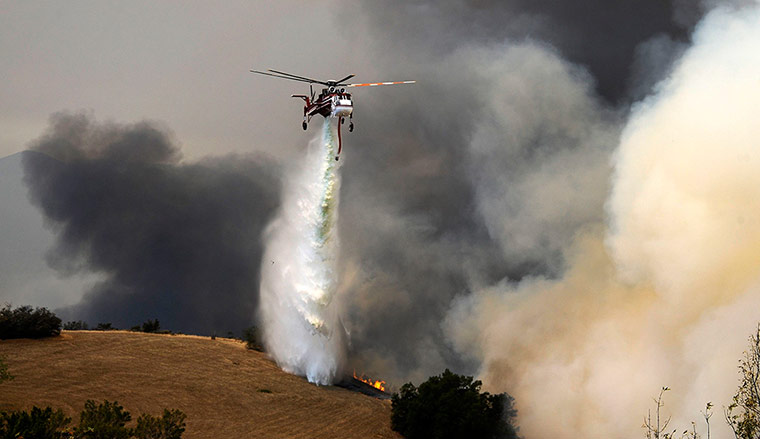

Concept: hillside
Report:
left=0, top=331, right=399, bottom=439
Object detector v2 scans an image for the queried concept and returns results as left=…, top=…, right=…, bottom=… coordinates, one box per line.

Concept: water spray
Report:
left=258, top=118, right=345, bottom=385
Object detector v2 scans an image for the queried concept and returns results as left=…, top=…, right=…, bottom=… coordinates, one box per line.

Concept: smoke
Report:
left=444, top=4, right=760, bottom=437
left=22, top=112, right=280, bottom=334
left=346, top=0, right=695, bottom=102
left=258, top=120, right=346, bottom=385
left=335, top=22, right=620, bottom=384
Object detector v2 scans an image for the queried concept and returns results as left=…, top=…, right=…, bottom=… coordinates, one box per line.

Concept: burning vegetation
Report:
left=354, top=371, right=386, bottom=392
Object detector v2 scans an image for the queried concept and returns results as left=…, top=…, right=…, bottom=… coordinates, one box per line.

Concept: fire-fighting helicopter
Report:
left=250, top=69, right=415, bottom=160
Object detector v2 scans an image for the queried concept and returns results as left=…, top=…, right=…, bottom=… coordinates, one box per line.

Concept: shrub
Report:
left=242, top=326, right=263, bottom=351
left=391, top=369, right=519, bottom=439
left=141, top=320, right=160, bottom=333
left=0, top=355, right=13, bottom=383
left=75, top=400, right=131, bottom=439
left=94, top=323, right=114, bottom=331
left=133, top=409, right=186, bottom=439
left=64, top=320, right=89, bottom=330
left=0, top=406, right=71, bottom=438
left=0, top=304, right=62, bottom=339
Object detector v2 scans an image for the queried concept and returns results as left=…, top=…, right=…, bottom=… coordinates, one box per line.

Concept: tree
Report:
left=0, top=406, right=71, bottom=439
left=726, top=324, right=760, bottom=439
left=75, top=400, right=131, bottom=439
left=0, top=304, right=62, bottom=339
left=391, top=369, right=519, bottom=439
left=64, top=320, right=90, bottom=330
left=141, top=319, right=160, bottom=333
left=133, top=409, right=186, bottom=439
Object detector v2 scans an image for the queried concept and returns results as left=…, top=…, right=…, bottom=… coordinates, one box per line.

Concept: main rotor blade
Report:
left=267, top=69, right=325, bottom=84
left=250, top=70, right=316, bottom=84
left=344, top=80, right=416, bottom=88
left=334, top=74, right=355, bottom=85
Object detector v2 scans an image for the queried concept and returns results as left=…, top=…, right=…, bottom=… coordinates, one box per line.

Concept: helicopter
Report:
left=250, top=69, right=415, bottom=160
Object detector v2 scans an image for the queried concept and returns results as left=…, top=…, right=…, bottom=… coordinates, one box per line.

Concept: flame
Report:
left=353, top=370, right=386, bottom=392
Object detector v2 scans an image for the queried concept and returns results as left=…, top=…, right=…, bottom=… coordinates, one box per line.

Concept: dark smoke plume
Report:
left=23, top=112, right=279, bottom=334
left=347, top=0, right=698, bottom=102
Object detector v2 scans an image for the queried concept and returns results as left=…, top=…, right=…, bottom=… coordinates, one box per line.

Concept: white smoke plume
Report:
left=446, top=4, right=760, bottom=438
left=258, top=120, right=346, bottom=385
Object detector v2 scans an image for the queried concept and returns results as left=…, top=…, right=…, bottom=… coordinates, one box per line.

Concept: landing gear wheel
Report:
left=341, top=118, right=345, bottom=124
left=349, top=122, right=354, bottom=132
left=302, top=121, right=308, bottom=130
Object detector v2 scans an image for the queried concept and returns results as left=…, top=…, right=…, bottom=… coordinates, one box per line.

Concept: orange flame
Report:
left=353, top=370, right=386, bottom=392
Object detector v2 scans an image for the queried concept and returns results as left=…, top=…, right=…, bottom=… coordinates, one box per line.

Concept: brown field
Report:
left=0, top=331, right=400, bottom=438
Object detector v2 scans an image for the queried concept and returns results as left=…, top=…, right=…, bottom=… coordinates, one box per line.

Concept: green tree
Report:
left=0, top=406, right=71, bottom=439
left=75, top=400, right=131, bottom=439
left=0, top=304, right=62, bottom=339
left=133, top=409, right=186, bottom=439
left=141, top=319, right=160, bottom=333
left=726, top=324, right=760, bottom=439
left=64, top=320, right=89, bottom=330
left=391, top=369, right=518, bottom=439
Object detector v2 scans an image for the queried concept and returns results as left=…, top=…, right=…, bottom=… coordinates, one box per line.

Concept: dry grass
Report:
left=0, top=331, right=399, bottom=439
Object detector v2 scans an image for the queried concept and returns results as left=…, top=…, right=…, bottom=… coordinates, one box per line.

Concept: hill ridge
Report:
left=0, top=330, right=398, bottom=439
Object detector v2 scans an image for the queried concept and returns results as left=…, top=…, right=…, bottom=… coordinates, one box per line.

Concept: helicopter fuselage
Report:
left=295, top=89, right=353, bottom=122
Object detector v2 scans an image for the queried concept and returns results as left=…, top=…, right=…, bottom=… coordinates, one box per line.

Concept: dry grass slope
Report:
left=0, top=331, right=399, bottom=439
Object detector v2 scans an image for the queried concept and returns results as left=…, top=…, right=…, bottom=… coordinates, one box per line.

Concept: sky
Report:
left=3, top=1, right=760, bottom=438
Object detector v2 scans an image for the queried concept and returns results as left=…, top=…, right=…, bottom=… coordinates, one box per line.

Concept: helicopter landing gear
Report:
left=302, top=121, right=307, bottom=130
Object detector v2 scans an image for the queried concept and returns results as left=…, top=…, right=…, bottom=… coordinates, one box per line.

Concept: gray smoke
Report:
left=22, top=112, right=279, bottom=334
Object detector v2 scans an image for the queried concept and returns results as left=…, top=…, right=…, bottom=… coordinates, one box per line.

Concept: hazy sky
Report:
left=0, top=1, right=368, bottom=160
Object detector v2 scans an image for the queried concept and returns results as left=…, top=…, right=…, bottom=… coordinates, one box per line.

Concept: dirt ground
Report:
left=0, top=331, right=400, bottom=439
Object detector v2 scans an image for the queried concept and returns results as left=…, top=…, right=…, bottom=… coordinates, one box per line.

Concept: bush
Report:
left=0, top=402, right=186, bottom=439
left=391, top=369, right=519, bottom=439
left=141, top=319, right=160, bottom=333
left=133, top=409, right=186, bottom=439
left=94, top=323, right=114, bottom=331
left=75, top=400, right=131, bottom=439
left=0, top=304, right=62, bottom=339
left=0, top=406, right=71, bottom=438
left=64, top=320, right=89, bottom=330
left=242, top=326, right=263, bottom=351
left=0, top=355, right=13, bottom=383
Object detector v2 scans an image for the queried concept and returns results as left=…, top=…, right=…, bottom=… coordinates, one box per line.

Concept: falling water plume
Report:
left=258, top=119, right=345, bottom=385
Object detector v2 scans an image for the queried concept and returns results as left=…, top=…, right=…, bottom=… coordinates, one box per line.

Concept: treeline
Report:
left=0, top=400, right=185, bottom=439
left=0, top=304, right=61, bottom=339
left=1, top=304, right=264, bottom=353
